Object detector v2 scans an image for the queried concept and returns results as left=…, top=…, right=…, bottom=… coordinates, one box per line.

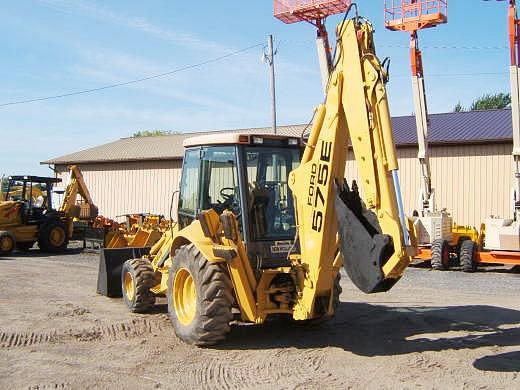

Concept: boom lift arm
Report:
left=507, top=0, right=520, bottom=220
left=410, top=32, right=435, bottom=214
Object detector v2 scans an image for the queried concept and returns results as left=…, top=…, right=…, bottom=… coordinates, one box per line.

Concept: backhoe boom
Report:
left=289, top=19, right=414, bottom=314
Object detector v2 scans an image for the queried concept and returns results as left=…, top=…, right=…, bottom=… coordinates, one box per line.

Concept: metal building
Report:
left=42, top=109, right=514, bottom=228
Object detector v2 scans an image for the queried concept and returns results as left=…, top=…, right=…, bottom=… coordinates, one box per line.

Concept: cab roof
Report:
left=183, top=133, right=302, bottom=148
left=8, top=175, right=62, bottom=183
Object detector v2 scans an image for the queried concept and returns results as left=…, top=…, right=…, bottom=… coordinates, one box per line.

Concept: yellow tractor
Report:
left=0, top=165, right=97, bottom=255
left=98, top=15, right=417, bottom=346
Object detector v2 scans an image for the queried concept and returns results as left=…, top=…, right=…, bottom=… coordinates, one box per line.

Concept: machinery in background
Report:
left=456, top=0, right=520, bottom=271
left=0, top=165, right=98, bottom=255
left=98, top=5, right=417, bottom=346
left=274, top=0, right=351, bottom=91
left=103, top=214, right=167, bottom=249
left=384, top=0, right=478, bottom=270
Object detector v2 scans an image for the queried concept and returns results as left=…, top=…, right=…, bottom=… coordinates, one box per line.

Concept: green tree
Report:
left=470, top=93, right=511, bottom=111
left=132, top=130, right=177, bottom=137
left=453, top=102, right=465, bottom=112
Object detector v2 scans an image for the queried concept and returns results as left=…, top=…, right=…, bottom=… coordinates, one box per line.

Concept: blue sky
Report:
left=0, top=1, right=511, bottom=175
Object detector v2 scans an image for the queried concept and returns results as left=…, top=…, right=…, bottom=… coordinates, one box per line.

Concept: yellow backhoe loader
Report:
left=0, top=165, right=98, bottom=254
left=98, top=14, right=417, bottom=346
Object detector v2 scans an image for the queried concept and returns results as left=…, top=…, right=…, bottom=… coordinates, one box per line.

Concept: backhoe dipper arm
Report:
left=59, top=165, right=98, bottom=217
left=289, top=18, right=414, bottom=319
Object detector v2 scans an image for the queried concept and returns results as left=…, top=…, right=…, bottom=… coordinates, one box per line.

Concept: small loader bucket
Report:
left=335, top=180, right=398, bottom=293
left=97, top=247, right=151, bottom=297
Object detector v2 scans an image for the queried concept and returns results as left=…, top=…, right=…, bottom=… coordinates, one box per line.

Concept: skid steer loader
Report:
left=99, top=14, right=417, bottom=346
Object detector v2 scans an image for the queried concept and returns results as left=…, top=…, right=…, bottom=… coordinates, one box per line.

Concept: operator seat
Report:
left=249, top=184, right=275, bottom=237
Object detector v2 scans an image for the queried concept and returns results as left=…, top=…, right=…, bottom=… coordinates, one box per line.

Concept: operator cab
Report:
left=3, top=176, right=61, bottom=224
left=178, top=133, right=302, bottom=268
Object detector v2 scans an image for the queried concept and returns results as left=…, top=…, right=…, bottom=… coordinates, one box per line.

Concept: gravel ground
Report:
left=0, top=246, right=519, bottom=389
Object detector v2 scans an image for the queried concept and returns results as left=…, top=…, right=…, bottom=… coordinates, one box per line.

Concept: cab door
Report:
left=178, top=148, right=201, bottom=228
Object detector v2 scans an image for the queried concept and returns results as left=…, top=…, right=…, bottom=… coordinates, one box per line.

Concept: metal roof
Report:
left=42, top=109, right=513, bottom=165
left=392, top=108, right=512, bottom=145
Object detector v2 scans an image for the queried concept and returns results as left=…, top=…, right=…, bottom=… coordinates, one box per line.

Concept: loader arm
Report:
left=289, top=18, right=415, bottom=318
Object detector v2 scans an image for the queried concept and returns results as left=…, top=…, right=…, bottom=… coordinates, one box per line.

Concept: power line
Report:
left=0, top=43, right=263, bottom=108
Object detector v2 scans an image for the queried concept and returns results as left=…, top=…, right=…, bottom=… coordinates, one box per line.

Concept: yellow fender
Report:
left=170, top=220, right=225, bottom=264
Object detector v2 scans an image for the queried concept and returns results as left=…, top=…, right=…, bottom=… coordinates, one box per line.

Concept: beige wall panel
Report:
left=56, top=160, right=183, bottom=221
left=55, top=142, right=514, bottom=228
left=340, top=143, right=513, bottom=227
left=428, top=143, right=514, bottom=227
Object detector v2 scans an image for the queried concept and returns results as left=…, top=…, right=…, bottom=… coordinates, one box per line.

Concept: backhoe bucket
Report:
left=97, top=247, right=151, bottom=297
left=335, top=180, right=398, bottom=293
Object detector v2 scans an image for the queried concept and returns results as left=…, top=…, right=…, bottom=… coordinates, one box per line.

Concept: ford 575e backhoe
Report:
left=98, top=15, right=417, bottom=346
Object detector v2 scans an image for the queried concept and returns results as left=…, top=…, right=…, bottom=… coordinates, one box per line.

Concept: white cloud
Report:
left=38, top=0, right=229, bottom=53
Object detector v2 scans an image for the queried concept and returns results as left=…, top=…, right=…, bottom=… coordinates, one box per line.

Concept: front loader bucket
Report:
left=97, top=247, right=151, bottom=297
left=335, top=180, right=398, bottom=293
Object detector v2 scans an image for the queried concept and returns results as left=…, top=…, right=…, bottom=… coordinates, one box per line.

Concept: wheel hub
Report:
left=0, top=236, right=14, bottom=252
left=173, top=267, right=197, bottom=326
left=49, top=227, right=65, bottom=247
left=123, top=271, right=135, bottom=301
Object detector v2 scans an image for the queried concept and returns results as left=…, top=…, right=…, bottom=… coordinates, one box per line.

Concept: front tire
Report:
left=38, top=220, right=68, bottom=252
left=0, top=231, right=15, bottom=255
left=431, top=239, right=450, bottom=270
left=121, top=258, right=159, bottom=313
left=168, top=244, right=233, bottom=346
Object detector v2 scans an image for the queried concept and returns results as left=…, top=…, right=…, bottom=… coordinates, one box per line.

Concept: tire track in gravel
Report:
left=27, top=383, right=71, bottom=389
left=1, top=316, right=171, bottom=349
left=184, top=348, right=346, bottom=389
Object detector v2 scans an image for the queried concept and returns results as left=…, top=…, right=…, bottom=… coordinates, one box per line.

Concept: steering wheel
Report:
left=219, top=187, right=235, bottom=202
left=218, top=187, right=242, bottom=219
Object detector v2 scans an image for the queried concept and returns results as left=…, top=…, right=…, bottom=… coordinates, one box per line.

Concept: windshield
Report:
left=245, top=147, right=300, bottom=240
left=5, top=180, right=49, bottom=206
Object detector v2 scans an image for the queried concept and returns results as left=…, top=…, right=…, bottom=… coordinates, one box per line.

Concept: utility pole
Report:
left=265, top=35, right=277, bottom=134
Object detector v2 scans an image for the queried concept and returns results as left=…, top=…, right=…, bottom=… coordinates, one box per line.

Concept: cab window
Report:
left=178, top=149, right=200, bottom=227
left=200, top=146, right=240, bottom=216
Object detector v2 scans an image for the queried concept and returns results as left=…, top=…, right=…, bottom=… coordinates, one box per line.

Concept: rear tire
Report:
left=38, top=220, right=68, bottom=252
left=455, top=236, right=470, bottom=262
left=0, top=231, right=15, bottom=255
left=121, top=258, right=159, bottom=313
left=168, top=244, right=233, bottom=346
left=431, top=239, right=450, bottom=270
left=460, top=240, right=477, bottom=273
